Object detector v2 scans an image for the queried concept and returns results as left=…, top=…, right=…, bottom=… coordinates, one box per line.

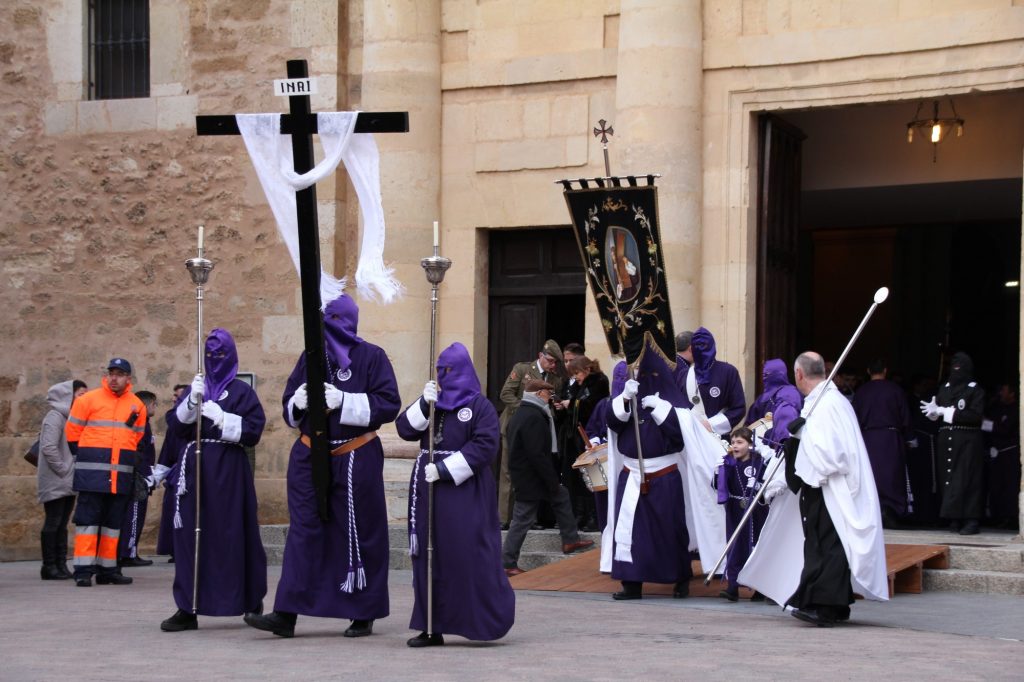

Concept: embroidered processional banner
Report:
left=561, top=179, right=676, bottom=365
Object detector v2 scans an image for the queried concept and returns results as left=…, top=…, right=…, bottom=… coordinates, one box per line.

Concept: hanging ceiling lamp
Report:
left=906, top=98, right=964, bottom=162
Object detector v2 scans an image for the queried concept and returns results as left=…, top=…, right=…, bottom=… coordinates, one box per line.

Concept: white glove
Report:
left=589, top=436, right=602, bottom=447
left=423, top=380, right=438, bottom=404
left=292, top=383, right=308, bottom=411
left=151, top=463, right=171, bottom=485
left=201, top=401, right=225, bottom=428
left=763, top=478, right=788, bottom=504
left=621, top=379, right=639, bottom=401
left=324, top=383, right=344, bottom=411
left=715, top=451, right=726, bottom=469
left=424, top=463, right=440, bottom=483
left=144, top=475, right=156, bottom=491
left=937, top=405, right=955, bottom=424
left=990, top=446, right=999, bottom=459
left=641, top=392, right=672, bottom=424
left=919, top=396, right=939, bottom=421
left=189, top=374, right=205, bottom=404
left=754, top=439, right=774, bottom=459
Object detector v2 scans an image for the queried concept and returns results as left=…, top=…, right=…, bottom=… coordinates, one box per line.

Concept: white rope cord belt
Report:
left=173, top=438, right=233, bottom=529
left=408, top=448, right=457, bottom=557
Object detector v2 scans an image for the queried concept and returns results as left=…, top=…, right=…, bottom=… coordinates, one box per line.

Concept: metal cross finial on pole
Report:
left=593, top=119, right=614, bottom=178
left=419, top=222, right=451, bottom=639
left=184, top=225, right=214, bottom=614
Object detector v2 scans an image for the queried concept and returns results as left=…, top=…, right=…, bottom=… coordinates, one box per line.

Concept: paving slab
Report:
left=1, top=560, right=1022, bottom=680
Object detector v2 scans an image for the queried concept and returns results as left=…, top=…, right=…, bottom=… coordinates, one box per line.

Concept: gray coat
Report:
left=37, top=380, right=75, bottom=504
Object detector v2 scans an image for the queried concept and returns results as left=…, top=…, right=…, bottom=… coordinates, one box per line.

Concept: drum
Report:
left=748, top=413, right=773, bottom=444
left=572, top=443, right=609, bottom=493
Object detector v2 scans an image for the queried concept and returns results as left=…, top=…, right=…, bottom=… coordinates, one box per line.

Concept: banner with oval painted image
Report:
left=560, top=179, right=676, bottom=365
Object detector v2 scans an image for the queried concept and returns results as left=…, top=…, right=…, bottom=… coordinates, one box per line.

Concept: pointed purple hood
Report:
left=690, top=327, right=717, bottom=384
left=324, top=294, right=362, bottom=373
left=762, top=358, right=790, bottom=391
left=436, top=342, right=481, bottom=411
left=204, top=328, right=238, bottom=402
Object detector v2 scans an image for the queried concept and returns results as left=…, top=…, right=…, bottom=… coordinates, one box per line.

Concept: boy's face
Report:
left=730, top=436, right=751, bottom=458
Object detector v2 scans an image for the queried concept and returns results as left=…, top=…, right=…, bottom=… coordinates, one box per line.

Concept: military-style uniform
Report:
left=496, top=340, right=564, bottom=524
left=934, top=353, right=986, bottom=524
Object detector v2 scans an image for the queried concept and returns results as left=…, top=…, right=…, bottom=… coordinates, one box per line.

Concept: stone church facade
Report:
left=1, top=0, right=1021, bottom=557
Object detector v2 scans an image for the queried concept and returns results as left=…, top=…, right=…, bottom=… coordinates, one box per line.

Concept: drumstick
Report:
left=577, top=425, right=593, bottom=450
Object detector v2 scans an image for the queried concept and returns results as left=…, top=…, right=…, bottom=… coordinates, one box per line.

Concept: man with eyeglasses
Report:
left=65, top=358, right=148, bottom=587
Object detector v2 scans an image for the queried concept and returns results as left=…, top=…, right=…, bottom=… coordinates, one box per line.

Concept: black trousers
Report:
left=42, top=495, right=76, bottom=534
left=789, top=485, right=854, bottom=617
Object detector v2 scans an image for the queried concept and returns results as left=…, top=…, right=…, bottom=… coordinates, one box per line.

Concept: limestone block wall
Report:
left=0, top=0, right=349, bottom=559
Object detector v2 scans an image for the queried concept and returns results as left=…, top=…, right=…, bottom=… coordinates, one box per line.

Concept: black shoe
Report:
left=673, top=581, right=690, bottom=599
left=719, top=589, right=738, bottom=602
left=168, top=556, right=175, bottom=563
left=161, top=609, right=198, bottom=632
left=120, top=556, right=154, bottom=567
left=791, top=608, right=834, bottom=628
left=500, top=522, right=510, bottom=531
left=613, top=581, right=642, bottom=600
left=75, top=576, right=92, bottom=587
left=245, top=611, right=296, bottom=638
left=959, top=520, right=980, bottom=535
left=96, top=573, right=133, bottom=585
left=750, top=591, right=765, bottom=602
left=948, top=519, right=962, bottom=532
left=407, top=632, right=445, bottom=648
left=41, top=565, right=69, bottom=581
left=344, top=619, right=374, bottom=638
left=244, top=600, right=264, bottom=620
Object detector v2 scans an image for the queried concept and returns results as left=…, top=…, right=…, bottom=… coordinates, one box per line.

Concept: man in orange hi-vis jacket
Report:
left=65, top=358, right=147, bottom=587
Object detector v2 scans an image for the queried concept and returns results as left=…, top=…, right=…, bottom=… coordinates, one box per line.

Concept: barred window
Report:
left=88, top=0, right=150, bottom=100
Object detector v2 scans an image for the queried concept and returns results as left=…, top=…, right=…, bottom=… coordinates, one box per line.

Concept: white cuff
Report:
left=650, top=399, right=672, bottom=425
left=339, top=392, right=371, bottom=427
left=405, top=402, right=429, bottom=431
left=941, top=406, right=955, bottom=424
left=444, top=451, right=474, bottom=486
left=285, top=396, right=303, bottom=427
left=981, top=419, right=994, bottom=433
left=152, top=464, right=171, bottom=484
left=708, top=411, right=731, bottom=435
left=612, top=395, right=631, bottom=422
left=589, top=436, right=602, bottom=446
left=176, top=398, right=198, bottom=424
left=220, top=412, right=242, bottom=442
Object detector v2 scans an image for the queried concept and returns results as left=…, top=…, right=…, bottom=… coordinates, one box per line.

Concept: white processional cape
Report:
left=236, top=112, right=402, bottom=307
left=739, top=381, right=889, bottom=603
left=598, top=401, right=726, bottom=574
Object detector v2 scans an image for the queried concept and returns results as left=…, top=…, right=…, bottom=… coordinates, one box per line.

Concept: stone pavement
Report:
left=1, top=561, right=1022, bottom=680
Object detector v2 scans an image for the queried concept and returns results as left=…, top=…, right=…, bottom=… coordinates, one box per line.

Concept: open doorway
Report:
left=486, top=228, right=586, bottom=408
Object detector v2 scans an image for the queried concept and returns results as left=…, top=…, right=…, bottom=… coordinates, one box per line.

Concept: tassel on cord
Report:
left=408, top=450, right=423, bottom=557
left=173, top=444, right=191, bottom=529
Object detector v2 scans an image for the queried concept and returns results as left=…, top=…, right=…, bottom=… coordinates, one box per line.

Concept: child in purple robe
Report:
left=713, top=427, right=768, bottom=601
left=396, top=342, right=515, bottom=647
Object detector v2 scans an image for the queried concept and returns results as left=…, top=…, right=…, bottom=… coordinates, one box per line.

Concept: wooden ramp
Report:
left=509, top=543, right=949, bottom=598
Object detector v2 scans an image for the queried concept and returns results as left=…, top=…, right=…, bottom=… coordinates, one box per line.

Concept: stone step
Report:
left=923, top=568, right=1024, bottom=596
left=947, top=544, right=1024, bottom=574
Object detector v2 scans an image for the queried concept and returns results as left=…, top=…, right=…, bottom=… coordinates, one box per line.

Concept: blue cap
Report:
left=107, top=358, right=132, bottom=375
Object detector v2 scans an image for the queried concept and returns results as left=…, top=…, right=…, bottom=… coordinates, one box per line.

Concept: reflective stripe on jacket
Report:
left=66, top=379, right=147, bottom=495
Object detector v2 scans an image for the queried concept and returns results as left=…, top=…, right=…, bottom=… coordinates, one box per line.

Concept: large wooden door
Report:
left=486, top=228, right=585, bottom=406
left=756, top=115, right=805, bottom=390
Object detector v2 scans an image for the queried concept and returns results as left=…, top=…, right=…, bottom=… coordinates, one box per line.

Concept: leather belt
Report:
left=623, top=462, right=678, bottom=481
left=300, top=431, right=378, bottom=456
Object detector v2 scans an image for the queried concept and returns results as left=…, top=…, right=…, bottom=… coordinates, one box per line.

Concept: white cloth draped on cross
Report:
left=235, top=111, right=402, bottom=307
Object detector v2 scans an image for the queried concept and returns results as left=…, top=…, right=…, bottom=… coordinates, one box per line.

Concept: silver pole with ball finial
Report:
left=185, top=225, right=214, bottom=614
left=420, top=221, right=451, bottom=639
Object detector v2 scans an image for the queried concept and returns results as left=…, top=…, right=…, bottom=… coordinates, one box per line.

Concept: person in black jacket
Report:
left=501, top=379, right=593, bottom=575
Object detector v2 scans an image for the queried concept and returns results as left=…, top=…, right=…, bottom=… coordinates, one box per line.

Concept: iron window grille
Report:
left=88, top=0, right=150, bottom=100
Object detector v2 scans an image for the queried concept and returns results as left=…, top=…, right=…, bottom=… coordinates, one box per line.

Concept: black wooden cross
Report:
left=196, top=59, right=409, bottom=521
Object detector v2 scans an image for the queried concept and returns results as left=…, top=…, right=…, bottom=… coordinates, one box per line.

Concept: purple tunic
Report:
left=396, top=392, right=515, bottom=640
left=852, top=379, right=910, bottom=516
left=745, top=358, right=803, bottom=446
left=714, top=453, right=768, bottom=589
left=679, top=362, right=747, bottom=431
left=273, top=343, right=400, bottom=620
left=584, top=398, right=610, bottom=532
left=155, top=409, right=184, bottom=556
left=167, top=378, right=268, bottom=615
left=608, top=397, right=690, bottom=584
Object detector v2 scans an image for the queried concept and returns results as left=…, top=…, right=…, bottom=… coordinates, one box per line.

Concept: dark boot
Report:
left=55, top=530, right=72, bottom=579
left=407, top=631, right=445, bottom=648
left=612, top=580, right=643, bottom=600
left=245, top=610, right=296, bottom=638
left=40, top=531, right=67, bottom=580
left=161, top=609, right=198, bottom=632
left=344, top=619, right=374, bottom=637
left=959, top=519, right=980, bottom=535
left=673, top=580, right=690, bottom=599
left=96, top=572, right=133, bottom=585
